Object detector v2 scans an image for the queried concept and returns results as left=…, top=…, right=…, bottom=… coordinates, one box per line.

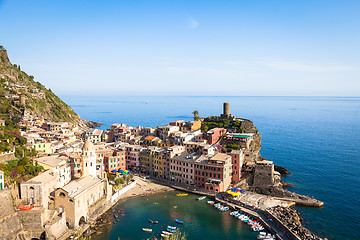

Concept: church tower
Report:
left=82, top=140, right=97, bottom=178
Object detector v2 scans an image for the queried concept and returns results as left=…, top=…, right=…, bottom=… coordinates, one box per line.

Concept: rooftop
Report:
left=26, top=170, right=57, bottom=184
left=172, top=152, right=200, bottom=163
left=145, top=136, right=157, bottom=141
left=196, top=153, right=231, bottom=164
left=34, top=155, right=68, bottom=168
left=62, top=176, right=102, bottom=199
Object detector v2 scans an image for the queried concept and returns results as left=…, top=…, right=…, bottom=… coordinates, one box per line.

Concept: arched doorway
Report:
left=40, top=231, right=46, bottom=240
left=29, top=186, right=35, bottom=205
left=79, top=216, right=86, bottom=226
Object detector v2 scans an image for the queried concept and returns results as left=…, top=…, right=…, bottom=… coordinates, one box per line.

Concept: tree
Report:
left=192, top=110, right=200, bottom=121
left=119, top=177, right=125, bottom=185
left=115, top=177, right=122, bottom=186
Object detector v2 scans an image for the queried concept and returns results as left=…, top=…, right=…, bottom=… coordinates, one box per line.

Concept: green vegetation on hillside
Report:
left=201, top=116, right=257, bottom=133
left=0, top=46, right=81, bottom=124
left=0, top=45, right=82, bottom=184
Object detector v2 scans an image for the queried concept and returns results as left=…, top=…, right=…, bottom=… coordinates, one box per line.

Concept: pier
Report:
left=215, top=194, right=300, bottom=240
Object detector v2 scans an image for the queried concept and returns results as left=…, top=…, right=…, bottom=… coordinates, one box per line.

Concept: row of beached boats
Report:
left=229, top=211, right=275, bottom=239
left=142, top=219, right=184, bottom=238
left=213, top=203, right=230, bottom=212
left=160, top=225, right=177, bottom=238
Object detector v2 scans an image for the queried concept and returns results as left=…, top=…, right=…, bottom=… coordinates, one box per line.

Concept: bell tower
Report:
left=82, top=140, right=96, bottom=177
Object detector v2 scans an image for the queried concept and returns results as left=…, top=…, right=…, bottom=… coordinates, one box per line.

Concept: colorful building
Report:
left=33, top=141, right=52, bottom=153
left=68, top=154, right=82, bottom=179
left=170, top=152, right=198, bottom=184
left=32, top=155, right=71, bottom=188
left=221, top=133, right=255, bottom=148
left=230, top=150, right=244, bottom=183
left=189, top=120, right=201, bottom=131
left=124, top=144, right=145, bottom=171
left=194, top=153, right=232, bottom=192
left=102, top=149, right=126, bottom=173
left=203, top=128, right=227, bottom=145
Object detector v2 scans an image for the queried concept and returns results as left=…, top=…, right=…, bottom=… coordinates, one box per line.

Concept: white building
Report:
left=0, top=170, right=4, bottom=190
left=83, top=129, right=103, bottom=143
left=33, top=155, right=71, bottom=188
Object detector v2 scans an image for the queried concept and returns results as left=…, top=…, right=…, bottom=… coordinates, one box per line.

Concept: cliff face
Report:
left=0, top=46, right=97, bottom=128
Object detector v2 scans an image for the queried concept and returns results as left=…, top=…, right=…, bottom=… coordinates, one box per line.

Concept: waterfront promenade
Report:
left=215, top=194, right=295, bottom=240
left=146, top=177, right=322, bottom=240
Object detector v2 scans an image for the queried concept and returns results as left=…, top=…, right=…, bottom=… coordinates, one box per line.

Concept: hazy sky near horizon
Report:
left=0, top=0, right=359, bottom=96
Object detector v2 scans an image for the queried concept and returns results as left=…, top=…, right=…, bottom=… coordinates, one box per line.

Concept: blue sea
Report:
left=61, top=95, right=360, bottom=240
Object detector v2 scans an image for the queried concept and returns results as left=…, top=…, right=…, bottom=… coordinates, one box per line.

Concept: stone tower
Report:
left=20, top=94, right=26, bottom=105
left=82, top=140, right=97, bottom=178
left=223, top=102, right=230, bottom=117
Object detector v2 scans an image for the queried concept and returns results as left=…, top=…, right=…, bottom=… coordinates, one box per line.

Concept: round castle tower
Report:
left=223, top=102, right=230, bottom=117
left=82, top=140, right=97, bottom=178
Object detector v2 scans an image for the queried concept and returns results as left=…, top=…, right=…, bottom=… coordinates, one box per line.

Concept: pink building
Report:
left=97, top=148, right=126, bottom=173
left=203, top=128, right=227, bottom=145
left=230, top=150, right=244, bottom=183
left=125, top=145, right=145, bottom=171
left=169, top=152, right=197, bottom=184
left=165, top=145, right=185, bottom=179
left=194, top=153, right=232, bottom=192
left=68, top=153, right=82, bottom=179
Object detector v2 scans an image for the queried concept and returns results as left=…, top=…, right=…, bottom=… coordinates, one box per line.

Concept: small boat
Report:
left=167, top=225, right=176, bottom=230
left=175, top=219, right=183, bottom=224
left=207, top=201, right=214, bottom=205
left=161, top=234, right=169, bottom=238
left=176, top=193, right=188, bottom=197
left=142, top=228, right=152, bottom=232
left=149, top=219, right=158, bottom=224
left=162, top=231, right=172, bottom=235
left=197, top=196, right=206, bottom=201
left=17, top=204, right=33, bottom=211
left=166, top=228, right=176, bottom=233
left=257, top=233, right=274, bottom=239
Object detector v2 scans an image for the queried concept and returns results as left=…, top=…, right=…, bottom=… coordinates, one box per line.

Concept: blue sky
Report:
left=0, top=0, right=359, bottom=96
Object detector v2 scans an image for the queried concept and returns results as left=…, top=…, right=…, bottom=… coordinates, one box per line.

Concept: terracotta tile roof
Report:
left=145, top=136, right=157, bottom=141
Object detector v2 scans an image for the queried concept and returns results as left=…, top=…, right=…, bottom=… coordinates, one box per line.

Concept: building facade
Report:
left=194, top=153, right=232, bottom=192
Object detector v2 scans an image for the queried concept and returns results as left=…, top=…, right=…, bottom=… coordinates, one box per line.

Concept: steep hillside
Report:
left=0, top=45, right=98, bottom=128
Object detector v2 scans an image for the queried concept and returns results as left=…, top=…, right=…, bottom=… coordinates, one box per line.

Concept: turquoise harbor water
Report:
left=92, top=192, right=257, bottom=240
left=61, top=95, right=360, bottom=240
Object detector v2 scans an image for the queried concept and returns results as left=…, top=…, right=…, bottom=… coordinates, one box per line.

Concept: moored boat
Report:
left=149, top=219, right=158, bottom=224
left=197, top=196, right=206, bottom=201
left=166, top=228, right=176, bottom=233
left=175, top=219, right=183, bottom=224
left=207, top=200, right=214, bottom=205
left=167, top=225, right=176, bottom=230
left=161, top=233, right=169, bottom=238
left=176, top=193, right=188, bottom=197
left=162, top=231, right=172, bottom=235
left=142, top=228, right=152, bottom=232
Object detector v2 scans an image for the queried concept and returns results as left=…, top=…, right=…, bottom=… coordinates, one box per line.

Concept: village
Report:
left=0, top=102, right=322, bottom=240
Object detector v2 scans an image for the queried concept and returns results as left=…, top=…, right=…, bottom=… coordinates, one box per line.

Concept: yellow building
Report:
left=33, top=142, right=52, bottom=154
left=140, top=147, right=166, bottom=178
left=152, top=148, right=166, bottom=178
left=189, top=120, right=201, bottom=131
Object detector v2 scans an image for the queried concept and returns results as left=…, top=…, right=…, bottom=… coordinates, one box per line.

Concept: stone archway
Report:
left=79, top=216, right=86, bottom=226
left=40, top=231, right=46, bottom=240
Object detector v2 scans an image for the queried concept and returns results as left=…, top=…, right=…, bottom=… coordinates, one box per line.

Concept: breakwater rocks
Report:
left=275, top=166, right=291, bottom=175
left=269, top=206, right=323, bottom=240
